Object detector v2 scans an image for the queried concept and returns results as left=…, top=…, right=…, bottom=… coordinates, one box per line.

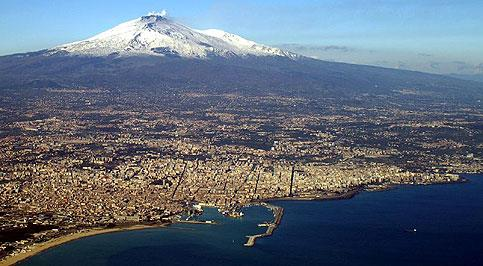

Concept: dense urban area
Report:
left=0, top=87, right=481, bottom=260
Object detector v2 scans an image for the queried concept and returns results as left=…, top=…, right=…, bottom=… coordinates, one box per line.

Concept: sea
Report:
left=21, top=174, right=483, bottom=266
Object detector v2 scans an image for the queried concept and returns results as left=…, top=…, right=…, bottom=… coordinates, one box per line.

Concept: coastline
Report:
left=1, top=175, right=471, bottom=265
left=0, top=224, right=168, bottom=266
left=262, top=176, right=469, bottom=202
left=259, top=187, right=362, bottom=202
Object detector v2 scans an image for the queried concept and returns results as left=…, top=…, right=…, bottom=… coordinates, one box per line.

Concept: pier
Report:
left=244, top=203, right=283, bottom=247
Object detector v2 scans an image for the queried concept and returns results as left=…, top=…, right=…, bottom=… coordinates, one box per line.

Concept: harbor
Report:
left=244, top=203, right=284, bottom=247
left=8, top=174, right=483, bottom=266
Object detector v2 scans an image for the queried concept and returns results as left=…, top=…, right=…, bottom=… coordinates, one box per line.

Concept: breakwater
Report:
left=244, top=203, right=283, bottom=247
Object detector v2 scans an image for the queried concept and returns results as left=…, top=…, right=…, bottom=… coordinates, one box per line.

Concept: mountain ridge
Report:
left=45, top=14, right=296, bottom=59
left=0, top=13, right=481, bottom=103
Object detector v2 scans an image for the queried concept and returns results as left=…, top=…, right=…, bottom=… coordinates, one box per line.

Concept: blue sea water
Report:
left=21, top=174, right=483, bottom=266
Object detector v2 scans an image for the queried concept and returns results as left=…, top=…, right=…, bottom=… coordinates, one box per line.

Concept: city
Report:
left=0, top=2, right=482, bottom=264
left=1, top=87, right=480, bottom=260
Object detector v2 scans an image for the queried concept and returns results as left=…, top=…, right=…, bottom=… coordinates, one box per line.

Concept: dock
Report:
left=244, top=203, right=283, bottom=247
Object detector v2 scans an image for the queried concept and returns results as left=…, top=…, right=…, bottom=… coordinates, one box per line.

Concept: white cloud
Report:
left=148, top=10, right=168, bottom=17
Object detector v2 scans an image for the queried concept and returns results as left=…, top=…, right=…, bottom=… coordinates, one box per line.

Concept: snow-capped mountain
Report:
left=1, top=12, right=481, bottom=102
left=49, top=13, right=296, bottom=59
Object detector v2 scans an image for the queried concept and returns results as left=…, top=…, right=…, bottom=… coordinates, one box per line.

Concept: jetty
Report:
left=244, top=203, right=283, bottom=247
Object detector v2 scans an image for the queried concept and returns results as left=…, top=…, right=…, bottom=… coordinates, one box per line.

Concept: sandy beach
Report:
left=0, top=224, right=168, bottom=266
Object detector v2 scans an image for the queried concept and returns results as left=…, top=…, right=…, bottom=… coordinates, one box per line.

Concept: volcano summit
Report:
left=0, top=12, right=481, bottom=101
left=0, top=8, right=482, bottom=266
left=49, top=13, right=295, bottom=59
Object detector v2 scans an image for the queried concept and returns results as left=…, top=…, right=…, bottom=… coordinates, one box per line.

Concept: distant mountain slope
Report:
left=448, top=74, right=483, bottom=83
left=0, top=13, right=481, bottom=102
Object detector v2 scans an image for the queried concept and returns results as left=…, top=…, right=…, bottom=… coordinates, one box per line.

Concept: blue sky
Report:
left=1, top=0, right=482, bottom=74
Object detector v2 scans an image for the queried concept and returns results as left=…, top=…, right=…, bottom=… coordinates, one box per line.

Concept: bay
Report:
left=21, top=174, right=483, bottom=266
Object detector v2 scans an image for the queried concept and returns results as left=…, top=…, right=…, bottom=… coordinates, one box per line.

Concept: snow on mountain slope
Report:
left=49, top=13, right=296, bottom=59
left=195, top=29, right=290, bottom=57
